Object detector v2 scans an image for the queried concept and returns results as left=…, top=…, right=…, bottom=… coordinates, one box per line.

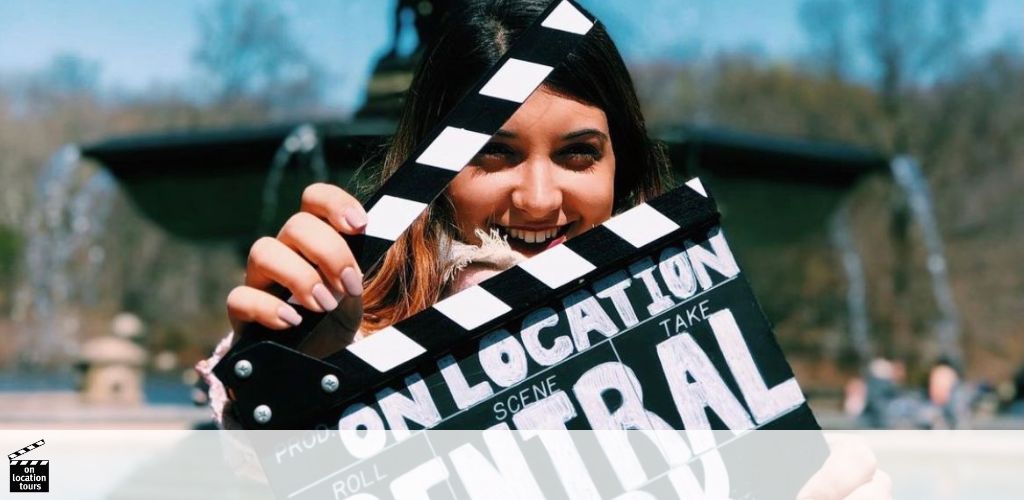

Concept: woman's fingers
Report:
left=229, top=182, right=368, bottom=336
left=245, top=236, right=334, bottom=313
left=796, top=433, right=877, bottom=500
left=300, top=182, right=367, bottom=234
left=277, top=212, right=360, bottom=293
left=226, top=286, right=304, bottom=332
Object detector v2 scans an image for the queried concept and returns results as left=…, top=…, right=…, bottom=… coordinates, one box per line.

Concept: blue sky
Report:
left=0, top=0, right=1020, bottom=113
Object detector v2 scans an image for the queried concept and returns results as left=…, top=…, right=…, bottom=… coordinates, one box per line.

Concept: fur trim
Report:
left=441, top=228, right=525, bottom=284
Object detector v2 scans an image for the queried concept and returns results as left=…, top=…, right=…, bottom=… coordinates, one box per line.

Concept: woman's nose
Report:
left=511, top=158, right=562, bottom=219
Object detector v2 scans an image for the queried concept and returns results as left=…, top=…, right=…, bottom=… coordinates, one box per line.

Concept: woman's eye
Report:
left=475, top=143, right=516, bottom=159
left=472, top=143, right=518, bottom=169
left=558, top=144, right=603, bottom=169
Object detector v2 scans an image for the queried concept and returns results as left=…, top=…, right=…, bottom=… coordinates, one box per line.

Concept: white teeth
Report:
left=502, top=226, right=564, bottom=244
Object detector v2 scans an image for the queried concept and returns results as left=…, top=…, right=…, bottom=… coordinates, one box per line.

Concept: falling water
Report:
left=890, top=156, right=962, bottom=363
left=14, top=144, right=117, bottom=368
left=829, top=205, right=874, bottom=364
left=258, top=124, right=328, bottom=234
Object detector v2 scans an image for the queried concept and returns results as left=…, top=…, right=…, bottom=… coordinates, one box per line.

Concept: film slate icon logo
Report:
left=9, top=439, right=48, bottom=493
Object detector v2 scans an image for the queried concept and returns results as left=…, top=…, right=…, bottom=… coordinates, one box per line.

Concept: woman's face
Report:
left=447, top=86, right=616, bottom=258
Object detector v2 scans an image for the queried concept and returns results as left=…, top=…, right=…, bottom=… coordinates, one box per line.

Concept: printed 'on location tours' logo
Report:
left=9, top=439, right=49, bottom=493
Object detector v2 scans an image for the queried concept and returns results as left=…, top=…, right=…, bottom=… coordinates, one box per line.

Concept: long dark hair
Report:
left=361, top=0, right=671, bottom=331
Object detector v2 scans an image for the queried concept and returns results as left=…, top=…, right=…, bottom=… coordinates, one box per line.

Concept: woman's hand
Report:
left=796, top=433, right=892, bottom=500
left=226, top=183, right=367, bottom=336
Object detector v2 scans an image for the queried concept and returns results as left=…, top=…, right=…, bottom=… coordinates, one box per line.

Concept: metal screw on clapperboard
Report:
left=9, top=439, right=49, bottom=493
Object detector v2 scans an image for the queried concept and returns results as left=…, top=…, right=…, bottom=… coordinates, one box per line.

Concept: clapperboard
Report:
left=9, top=440, right=49, bottom=493
left=214, top=1, right=828, bottom=498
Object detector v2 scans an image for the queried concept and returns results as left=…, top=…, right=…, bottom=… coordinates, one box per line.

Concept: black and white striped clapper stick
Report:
left=8, top=440, right=45, bottom=463
left=353, top=0, right=596, bottom=273
left=330, top=180, right=713, bottom=373
left=10, top=460, right=49, bottom=466
left=217, top=179, right=718, bottom=427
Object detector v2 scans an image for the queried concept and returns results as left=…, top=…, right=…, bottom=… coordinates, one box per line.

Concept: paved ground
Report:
left=0, top=391, right=210, bottom=429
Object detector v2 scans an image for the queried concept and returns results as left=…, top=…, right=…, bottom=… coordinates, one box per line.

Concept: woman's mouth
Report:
left=494, top=223, right=572, bottom=253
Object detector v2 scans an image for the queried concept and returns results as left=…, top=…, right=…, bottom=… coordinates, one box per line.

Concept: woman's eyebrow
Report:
left=561, top=128, right=608, bottom=141
left=490, top=128, right=608, bottom=140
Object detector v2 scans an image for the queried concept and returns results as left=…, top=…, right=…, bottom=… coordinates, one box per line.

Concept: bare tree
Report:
left=855, top=0, right=984, bottom=149
left=192, top=0, right=324, bottom=116
left=799, top=0, right=851, bottom=80
left=39, top=53, right=102, bottom=96
left=800, top=0, right=985, bottom=149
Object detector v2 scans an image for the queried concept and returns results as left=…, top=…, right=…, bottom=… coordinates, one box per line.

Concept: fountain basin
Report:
left=81, top=121, right=394, bottom=250
left=82, top=121, right=887, bottom=257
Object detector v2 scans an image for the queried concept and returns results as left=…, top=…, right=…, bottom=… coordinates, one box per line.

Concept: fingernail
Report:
left=343, top=208, right=367, bottom=230
left=277, top=305, right=302, bottom=326
left=341, top=267, right=363, bottom=297
left=312, top=283, right=339, bottom=311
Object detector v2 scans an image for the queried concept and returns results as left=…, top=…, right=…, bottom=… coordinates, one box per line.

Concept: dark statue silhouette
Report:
left=360, top=0, right=458, bottom=119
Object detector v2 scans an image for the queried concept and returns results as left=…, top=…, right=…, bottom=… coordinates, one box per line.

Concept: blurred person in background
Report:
left=927, top=357, right=970, bottom=429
